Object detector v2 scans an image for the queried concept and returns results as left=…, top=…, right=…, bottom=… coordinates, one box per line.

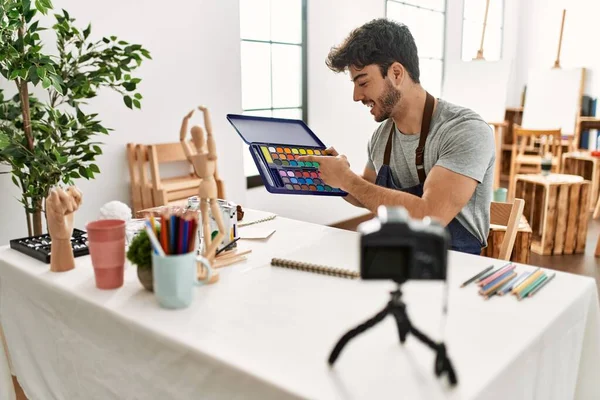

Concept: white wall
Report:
left=514, top=0, right=600, bottom=101
left=0, top=0, right=245, bottom=245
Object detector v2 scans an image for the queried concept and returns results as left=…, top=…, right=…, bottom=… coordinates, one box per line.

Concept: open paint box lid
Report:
left=226, top=114, right=326, bottom=148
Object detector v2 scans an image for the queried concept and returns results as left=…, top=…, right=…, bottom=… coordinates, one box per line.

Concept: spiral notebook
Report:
left=271, top=258, right=359, bottom=279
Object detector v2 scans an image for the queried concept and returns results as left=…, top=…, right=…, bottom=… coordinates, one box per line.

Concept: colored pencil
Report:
left=497, top=273, right=522, bottom=296
left=144, top=221, right=165, bottom=257
left=216, top=237, right=240, bottom=256
left=188, top=217, right=198, bottom=253
left=498, top=271, right=531, bottom=296
left=480, top=270, right=513, bottom=293
left=460, top=265, right=493, bottom=287
left=526, top=273, right=556, bottom=298
left=150, top=215, right=156, bottom=234
left=518, top=273, right=548, bottom=300
left=182, top=218, right=189, bottom=255
left=479, top=264, right=515, bottom=287
left=170, top=215, right=176, bottom=254
left=482, top=272, right=517, bottom=299
left=178, top=215, right=185, bottom=254
left=476, top=262, right=511, bottom=283
left=160, top=211, right=169, bottom=254
left=512, top=268, right=542, bottom=296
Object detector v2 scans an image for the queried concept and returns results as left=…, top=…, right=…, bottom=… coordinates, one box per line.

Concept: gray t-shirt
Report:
left=366, top=98, right=495, bottom=246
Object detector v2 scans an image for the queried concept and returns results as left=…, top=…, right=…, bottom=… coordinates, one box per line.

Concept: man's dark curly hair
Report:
left=326, top=18, right=420, bottom=83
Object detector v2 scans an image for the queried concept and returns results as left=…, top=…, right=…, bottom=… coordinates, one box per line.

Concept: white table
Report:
left=0, top=210, right=599, bottom=400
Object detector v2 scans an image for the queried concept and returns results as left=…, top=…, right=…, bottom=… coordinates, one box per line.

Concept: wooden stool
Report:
left=561, top=151, right=600, bottom=211
left=514, top=174, right=590, bottom=255
left=482, top=215, right=532, bottom=264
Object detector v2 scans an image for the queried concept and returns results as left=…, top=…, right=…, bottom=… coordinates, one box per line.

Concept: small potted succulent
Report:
left=126, top=229, right=154, bottom=291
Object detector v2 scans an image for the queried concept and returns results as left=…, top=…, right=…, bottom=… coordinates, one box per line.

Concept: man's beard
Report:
left=375, top=79, right=402, bottom=122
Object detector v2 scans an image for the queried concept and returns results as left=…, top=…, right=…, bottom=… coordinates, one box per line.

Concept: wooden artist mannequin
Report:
left=46, top=186, right=82, bottom=272
left=180, top=106, right=226, bottom=263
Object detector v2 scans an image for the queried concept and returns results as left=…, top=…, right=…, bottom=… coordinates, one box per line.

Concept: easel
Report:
left=473, top=0, right=491, bottom=61
left=553, top=9, right=566, bottom=69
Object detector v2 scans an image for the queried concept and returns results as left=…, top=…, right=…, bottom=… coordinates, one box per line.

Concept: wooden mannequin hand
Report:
left=46, top=186, right=82, bottom=240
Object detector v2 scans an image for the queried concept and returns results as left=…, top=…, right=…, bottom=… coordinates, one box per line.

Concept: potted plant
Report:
left=126, top=228, right=154, bottom=291
left=0, top=0, right=150, bottom=236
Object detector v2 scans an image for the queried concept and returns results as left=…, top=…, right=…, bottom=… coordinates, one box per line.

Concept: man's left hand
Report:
left=297, top=154, right=354, bottom=189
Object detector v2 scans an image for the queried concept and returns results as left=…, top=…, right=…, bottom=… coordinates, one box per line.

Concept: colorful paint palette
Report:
left=227, top=114, right=346, bottom=196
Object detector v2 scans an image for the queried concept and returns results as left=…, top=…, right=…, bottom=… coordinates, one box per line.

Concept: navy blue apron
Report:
left=374, top=92, right=482, bottom=255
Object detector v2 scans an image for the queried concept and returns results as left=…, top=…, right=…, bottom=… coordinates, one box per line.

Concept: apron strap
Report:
left=416, top=92, right=435, bottom=184
left=382, top=92, right=436, bottom=184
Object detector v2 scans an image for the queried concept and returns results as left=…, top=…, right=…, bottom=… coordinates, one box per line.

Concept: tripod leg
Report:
left=390, top=306, right=410, bottom=344
left=328, top=303, right=392, bottom=366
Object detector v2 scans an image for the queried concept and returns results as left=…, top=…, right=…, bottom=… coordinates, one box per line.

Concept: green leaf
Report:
left=110, top=35, right=117, bottom=41
left=133, top=99, right=141, bottom=109
left=0, top=133, right=9, bottom=148
left=18, top=69, right=28, bottom=79
left=93, top=145, right=102, bottom=154
left=78, top=166, right=88, bottom=179
left=123, top=82, right=136, bottom=91
left=89, top=163, right=100, bottom=173
left=123, top=95, right=132, bottom=109
left=43, top=139, right=51, bottom=150
left=134, top=93, right=142, bottom=100
left=102, top=37, right=109, bottom=44
left=11, top=175, right=19, bottom=187
left=83, top=23, right=91, bottom=39
left=130, top=78, right=141, bottom=84
left=9, top=70, right=19, bottom=80
left=69, top=171, right=80, bottom=179
left=36, top=66, right=46, bottom=79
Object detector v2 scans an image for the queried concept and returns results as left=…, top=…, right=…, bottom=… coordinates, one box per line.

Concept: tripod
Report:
left=328, top=286, right=458, bottom=386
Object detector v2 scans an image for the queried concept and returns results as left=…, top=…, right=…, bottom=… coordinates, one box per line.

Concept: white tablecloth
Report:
left=0, top=210, right=599, bottom=400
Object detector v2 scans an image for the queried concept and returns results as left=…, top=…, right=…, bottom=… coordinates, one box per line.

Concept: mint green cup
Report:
left=151, top=252, right=213, bottom=309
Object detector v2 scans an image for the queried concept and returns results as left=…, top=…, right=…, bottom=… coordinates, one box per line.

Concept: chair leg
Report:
left=594, top=195, right=600, bottom=220
left=595, top=234, right=600, bottom=257
left=508, top=162, right=518, bottom=201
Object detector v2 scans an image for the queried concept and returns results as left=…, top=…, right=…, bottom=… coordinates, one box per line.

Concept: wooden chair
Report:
left=147, top=142, right=202, bottom=206
left=508, top=126, right=563, bottom=200
left=126, top=143, right=144, bottom=214
left=489, top=198, right=525, bottom=261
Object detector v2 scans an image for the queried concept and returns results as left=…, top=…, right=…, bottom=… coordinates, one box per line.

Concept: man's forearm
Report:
left=342, top=192, right=365, bottom=208
left=343, top=173, right=428, bottom=218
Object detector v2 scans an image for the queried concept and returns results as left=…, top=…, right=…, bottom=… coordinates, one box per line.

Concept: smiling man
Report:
left=299, top=18, right=495, bottom=255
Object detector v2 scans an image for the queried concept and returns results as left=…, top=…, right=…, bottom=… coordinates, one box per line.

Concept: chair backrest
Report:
left=490, top=198, right=525, bottom=261
left=126, top=143, right=143, bottom=213
left=150, top=142, right=191, bottom=163
left=513, top=126, right=563, bottom=160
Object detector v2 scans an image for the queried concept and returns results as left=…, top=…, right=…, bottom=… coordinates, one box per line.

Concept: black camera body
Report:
left=358, top=206, right=449, bottom=284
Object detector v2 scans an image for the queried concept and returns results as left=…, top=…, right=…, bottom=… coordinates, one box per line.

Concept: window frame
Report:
left=241, top=0, right=308, bottom=189
left=384, top=0, right=448, bottom=96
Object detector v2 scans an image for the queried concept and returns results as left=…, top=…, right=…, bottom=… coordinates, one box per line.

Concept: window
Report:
left=239, top=0, right=307, bottom=187
left=462, top=0, right=504, bottom=61
left=386, top=0, right=446, bottom=97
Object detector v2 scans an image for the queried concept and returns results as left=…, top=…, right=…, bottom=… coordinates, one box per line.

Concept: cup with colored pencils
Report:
left=144, top=212, right=214, bottom=309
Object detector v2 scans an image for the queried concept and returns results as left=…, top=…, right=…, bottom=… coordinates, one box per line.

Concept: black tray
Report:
left=9, top=229, right=89, bottom=264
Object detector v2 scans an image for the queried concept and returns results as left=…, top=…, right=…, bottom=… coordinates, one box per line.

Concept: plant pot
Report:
left=137, top=266, right=153, bottom=292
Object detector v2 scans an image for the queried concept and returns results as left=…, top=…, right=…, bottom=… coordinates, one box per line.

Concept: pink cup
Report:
left=86, top=219, right=126, bottom=289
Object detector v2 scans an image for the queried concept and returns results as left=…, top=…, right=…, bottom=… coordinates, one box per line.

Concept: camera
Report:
left=358, top=206, right=449, bottom=283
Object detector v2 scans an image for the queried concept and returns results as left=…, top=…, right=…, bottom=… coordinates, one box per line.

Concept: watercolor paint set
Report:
left=227, top=114, right=346, bottom=196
